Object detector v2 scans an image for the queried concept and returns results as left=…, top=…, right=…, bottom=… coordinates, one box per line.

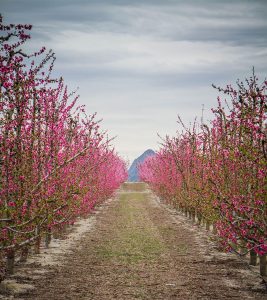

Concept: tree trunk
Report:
left=197, top=213, right=202, bottom=225
left=45, top=228, right=52, bottom=248
left=20, top=246, right=29, bottom=262
left=259, top=254, right=266, bottom=276
left=249, top=249, right=257, bottom=266
left=191, top=210, right=196, bottom=223
left=34, top=226, right=41, bottom=254
left=6, top=250, right=15, bottom=275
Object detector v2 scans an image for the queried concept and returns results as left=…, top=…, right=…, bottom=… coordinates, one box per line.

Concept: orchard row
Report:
left=0, top=18, right=127, bottom=278
left=139, top=72, right=267, bottom=275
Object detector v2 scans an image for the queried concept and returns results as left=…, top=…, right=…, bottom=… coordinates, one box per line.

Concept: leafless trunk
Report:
left=249, top=249, right=257, bottom=266
left=259, top=254, right=266, bottom=276
left=6, top=250, right=15, bottom=275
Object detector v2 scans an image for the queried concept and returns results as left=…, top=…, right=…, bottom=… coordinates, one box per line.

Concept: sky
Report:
left=1, top=0, right=267, bottom=164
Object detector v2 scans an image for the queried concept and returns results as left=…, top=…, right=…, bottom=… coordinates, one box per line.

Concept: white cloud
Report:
left=37, top=27, right=265, bottom=78
left=1, top=0, right=267, bottom=162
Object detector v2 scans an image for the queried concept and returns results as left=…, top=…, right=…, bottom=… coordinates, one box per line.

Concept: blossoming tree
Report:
left=0, top=16, right=127, bottom=278
left=139, top=72, right=267, bottom=276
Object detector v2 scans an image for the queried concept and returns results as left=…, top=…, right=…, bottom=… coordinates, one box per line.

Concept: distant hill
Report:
left=128, top=149, right=155, bottom=182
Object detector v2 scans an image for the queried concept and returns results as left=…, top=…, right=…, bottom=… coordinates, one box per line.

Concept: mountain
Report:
left=128, top=149, right=155, bottom=182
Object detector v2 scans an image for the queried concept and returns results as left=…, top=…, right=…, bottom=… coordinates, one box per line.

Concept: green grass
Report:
left=96, top=190, right=165, bottom=264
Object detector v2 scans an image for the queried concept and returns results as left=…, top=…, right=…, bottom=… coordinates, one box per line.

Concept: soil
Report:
left=1, top=183, right=266, bottom=299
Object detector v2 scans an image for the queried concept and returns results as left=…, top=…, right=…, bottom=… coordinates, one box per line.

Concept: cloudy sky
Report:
left=1, top=0, right=267, bottom=163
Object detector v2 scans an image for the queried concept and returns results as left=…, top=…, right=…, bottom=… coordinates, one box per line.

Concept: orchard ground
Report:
left=0, top=183, right=266, bottom=300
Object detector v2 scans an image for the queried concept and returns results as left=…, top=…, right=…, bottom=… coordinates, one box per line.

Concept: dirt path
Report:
left=3, top=183, right=266, bottom=299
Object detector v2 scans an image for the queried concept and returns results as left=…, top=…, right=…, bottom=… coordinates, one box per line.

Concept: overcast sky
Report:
left=1, top=0, right=267, bottom=163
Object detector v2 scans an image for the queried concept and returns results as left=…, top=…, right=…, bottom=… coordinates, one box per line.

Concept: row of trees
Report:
left=139, top=72, right=267, bottom=276
left=0, top=17, right=127, bottom=279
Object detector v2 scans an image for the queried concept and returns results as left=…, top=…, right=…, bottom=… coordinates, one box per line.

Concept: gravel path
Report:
left=1, top=183, right=266, bottom=299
